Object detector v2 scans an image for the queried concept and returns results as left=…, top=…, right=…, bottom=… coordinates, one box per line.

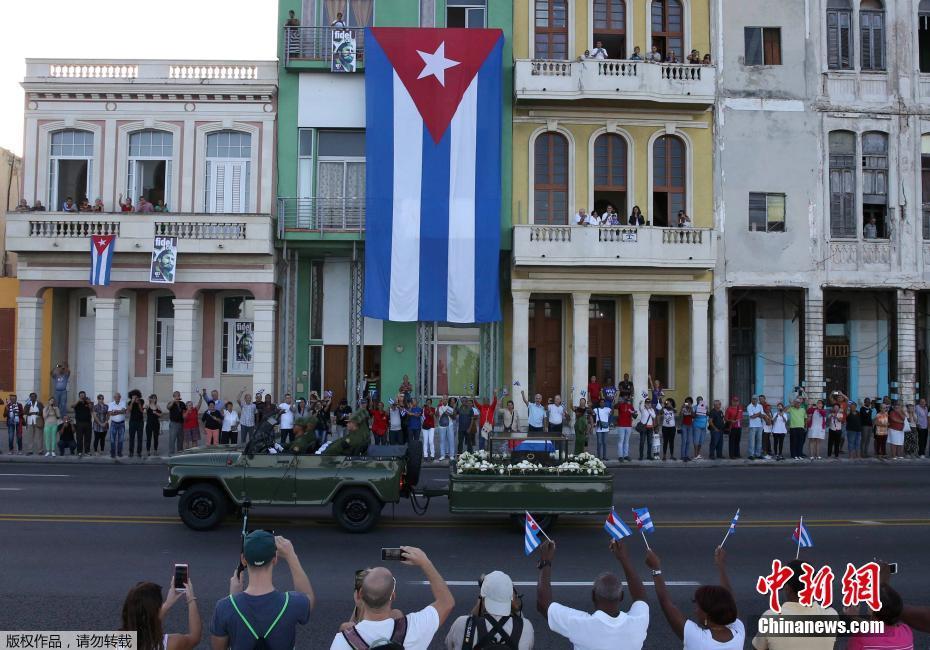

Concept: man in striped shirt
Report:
left=237, top=389, right=258, bottom=444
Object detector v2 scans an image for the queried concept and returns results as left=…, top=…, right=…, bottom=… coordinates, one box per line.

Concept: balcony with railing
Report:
left=514, top=59, right=716, bottom=105
left=827, top=239, right=893, bottom=272
left=277, top=197, right=365, bottom=238
left=820, top=71, right=893, bottom=106
left=5, top=213, right=275, bottom=255
left=513, top=224, right=716, bottom=268
left=284, top=26, right=366, bottom=68
left=25, top=58, right=277, bottom=88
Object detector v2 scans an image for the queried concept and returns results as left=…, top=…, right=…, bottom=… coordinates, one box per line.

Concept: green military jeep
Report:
left=163, top=443, right=421, bottom=533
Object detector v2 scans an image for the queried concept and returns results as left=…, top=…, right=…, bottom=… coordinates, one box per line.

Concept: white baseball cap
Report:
left=480, top=571, right=514, bottom=617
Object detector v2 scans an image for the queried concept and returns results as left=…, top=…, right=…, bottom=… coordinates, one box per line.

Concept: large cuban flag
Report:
left=363, top=27, right=504, bottom=323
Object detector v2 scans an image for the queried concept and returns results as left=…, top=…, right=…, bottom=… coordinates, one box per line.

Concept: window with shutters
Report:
left=593, top=0, right=626, bottom=59
left=48, top=129, right=94, bottom=211
left=862, top=131, right=888, bottom=238
left=652, top=135, right=686, bottom=228
left=748, top=193, right=786, bottom=232
left=204, top=130, right=251, bottom=213
left=744, top=27, right=782, bottom=65
left=535, top=0, right=569, bottom=59
left=0, top=309, right=14, bottom=391
left=920, top=0, right=930, bottom=73
left=155, top=296, right=174, bottom=374
left=860, top=0, right=885, bottom=71
left=922, top=134, right=930, bottom=240
left=534, top=132, right=569, bottom=225
left=127, top=130, right=173, bottom=210
left=651, top=0, right=683, bottom=62
left=826, top=0, right=853, bottom=70
left=829, top=131, right=857, bottom=239
left=593, top=133, right=627, bottom=218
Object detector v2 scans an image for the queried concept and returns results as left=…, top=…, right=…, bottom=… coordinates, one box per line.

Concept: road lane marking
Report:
left=0, top=473, right=69, bottom=478
left=414, top=580, right=701, bottom=587
left=851, top=520, right=882, bottom=525
left=0, top=488, right=23, bottom=491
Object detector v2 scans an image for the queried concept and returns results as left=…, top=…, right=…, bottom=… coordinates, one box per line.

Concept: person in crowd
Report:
left=155, top=199, right=169, bottom=212
left=616, top=396, right=636, bottom=462
left=859, top=397, right=874, bottom=458
left=24, top=392, right=44, bottom=455
left=536, top=538, right=649, bottom=650
left=445, top=570, right=533, bottom=650
left=57, top=415, right=77, bottom=456
left=136, top=195, right=155, bottom=213
left=660, top=398, right=677, bottom=461
left=805, top=399, right=827, bottom=460
left=676, top=210, right=692, bottom=228
left=601, top=205, right=620, bottom=225
left=78, top=198, right=93, bottom=212
left=144, top=395, right=162, bottom=456
left=752, top=559, right=838, bottom=649
left=591, top=40, right=608, bottom=59
left=182, top=395, right=203, bottom=450
left=707, top=399, right=725, bottom=460
left=92, top=198, right=105, bottom=212
left=601, top=379, right=616, bottom=417
left=108, top=392, right=127, bottom=458
left=398, top=375, right=413, bottom=402
left=14, top=198, right=30, bottom=212
left=888, top=403, right=906, bottom=460
left=575, top=208, right=591, bottom=226
left=42, top=397, right=60, bottom=457
left=759, top=394, right=773, bottom=459
left=236, top=389, right=257, bottom=445
left=648, top=376, right=664, bottom=408
left=691, top=397, right=708, bottom=460
left=312, top=393, right=332, bottom=444
left=647, top=547, right=743, bottom=649
left=574, top=397, right=591, bottom=455
left=846, top=585, right=913, bottom=650
left=744, top=395, right=764, bottom=461
left=724, top=396, right=743, bottom=459
left=4, top=394, right=23, bottom=454
left=277, top=393, right=296, bottom=446
left=285, top=9, right=300, bottom=26
left=421, top=398, right=436, bottom=461
left=30, top=199, right=45, bottom=211
left=62, top=196, right=77, bottom=212
left=166, top=392, right=186, bottom=454
left=666, top=50, right=679, bottom=63
left=679, top=397, right=694, bottom=462
left=630, top=46, right=643, bottom=61
left=92, top=393, right=109, bottom=455
left=117, top=194, right=133, bottom=212
left=702, top=53, right=712, bottom=64
left=51, top=361, right=70, bottom=415
left=259, top=393, right=277, bottom=425
left=915, top=397, right=928, bottom=458
left=120, top=577, right=201, bottom=650
left=369, top=401, right=389, bottom=447
left=591, top=397, right=611, bottom=460
left=388, top=399, right=405, bottom=445
left=220, top=401, right=239, bottom=445
left=639, top=397, right=658, bottom=461
left=330, top=11, right=346, bottom=28
left=475, top=390, right=499, bottom=451
left=521, top=390, right=546, bottom=437
left=842, top=400, right=861, bottom=460
left=617, top=373, right=634, bottom=403
left=873, top=403, right=889, bottom=457
left=457, top=397, right=477, bottom=453
left=332, top=398, right=350, bottom=440
left=647, top=45, right=663, bottom=62
left=770, top=402, right=789, bottom=461
left=127, top=390, right=145, bottom=458
left=786, top=397, right=807, bottom=460
left=547, top=393, right=566, bottom=436
left=864, top=216, right=879, bottom=239
left=200, top=400, right=222, bottom=446
left=687, top=49, right=701, bottom=64
left=212, top=532, right=313, bottom=650
left=407, top=398, right=424, bottom=444
left=905, top=403, right=918, bottom=457
left=587, top=376, right=602, bottom=408
left=333, top=546, right=454, bottom=650
left=827, top=402, right=845, bottom=459
left=72, top=391, right=93, bottom=457
left=498, top=397, right=519, bottom=440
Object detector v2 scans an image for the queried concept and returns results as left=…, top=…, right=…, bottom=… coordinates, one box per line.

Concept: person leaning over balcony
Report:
left=591, top=41, right=608, bottom=59
left=702, top=53, right=712, bottom=64
left=647, top=45, right=662, bottom=62
left=687, top=49, right=701, bottom=64
left=155, top=199, right=169, bottom=212
left=575, top=208, right=589, bottom=226
left=630, top=46, right=643, bottom=61
left=78, top=198, right=93, bottom=212
left=864, top=216, right=878, bottom=239
left=331, top=11, right=346, bottom=28
left=137, top=195, right=155, bottom=213
left=14, top=199, right=30, bottom=212
left=628, top=206, right=646, bottom=226
left=666, top=50, right=679, bottom=63
left=676, top=211, right=692, bottom=228
left=118, top=193, right=133, bottom=212
left=92, top=198, right=104, bottom=212
left=31, top=199, right=46, bottom=211
left=62, top=196, right=77, bottom=212
left=285, top=9, right=299, bottom=26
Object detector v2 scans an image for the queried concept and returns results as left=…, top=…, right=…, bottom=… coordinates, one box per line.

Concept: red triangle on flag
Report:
left=371, top=27, right=502, bottom=143
left=93, top=235, right=114, bottom=255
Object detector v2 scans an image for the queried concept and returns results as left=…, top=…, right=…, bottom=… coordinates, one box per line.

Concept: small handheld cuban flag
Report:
left=525, top=511, right=545, bottom=556
left=632, top=507, right=655, bottom=533
left=604, top=507, right=632, bottom=541
left=792, top=517, right=813, bottom=557
left=90, top=235, right=116, bottom=286
left=720, top=508, right=740, bottom=547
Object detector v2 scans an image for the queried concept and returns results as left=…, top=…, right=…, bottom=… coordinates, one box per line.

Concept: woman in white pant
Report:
left=421, top=398, right=437, bottom=461
left=436, top=397, right=456, bottom=461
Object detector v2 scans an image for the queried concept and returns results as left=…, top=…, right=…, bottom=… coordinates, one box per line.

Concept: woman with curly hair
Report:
left=119, top=576, right=201, bottom=650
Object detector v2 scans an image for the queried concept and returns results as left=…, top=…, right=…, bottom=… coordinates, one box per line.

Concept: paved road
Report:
left=0, top=462, right=927, bottom=649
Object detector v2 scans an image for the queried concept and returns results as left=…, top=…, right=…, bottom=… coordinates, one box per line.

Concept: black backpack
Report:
left=341, top=616, right=408, bottom=649
left=462, top=615, right=523, bottom=650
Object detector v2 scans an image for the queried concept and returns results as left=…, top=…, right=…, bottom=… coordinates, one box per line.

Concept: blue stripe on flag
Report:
left=362, top=30, right=394, bottom=320
left=473, top=36, right=503, bottom=323
left=417, top=123, right=451, bottom=321
left=103, top=247, right=112, bottom=285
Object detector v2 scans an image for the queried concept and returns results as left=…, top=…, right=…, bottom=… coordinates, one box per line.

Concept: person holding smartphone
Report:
left=119, top=572, right=201, bottom=650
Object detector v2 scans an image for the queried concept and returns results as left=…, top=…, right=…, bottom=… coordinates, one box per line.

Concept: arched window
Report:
left=652, top=135, right=685, bottom=227
left=828, top=130, right=856, bottom=238
left=128, top=130, right=173, bottom=210
left=48, top=129, right=94, bottom=211
left=860, top=0, right=885, bottom=70
left=534, top=0, right=569, bottom=59
left=534, top=132, right=569, bottom=224
left=593, top=0, right=626, bottom=59
left=862, top=131, right=888, bottom=238
left=593, top=133, right=627, bottom=218
left=651, top=0, right=683, bottom=62
left=205, top=130, right=251, bottom=213
left=826, top=0, right=853, bottom=70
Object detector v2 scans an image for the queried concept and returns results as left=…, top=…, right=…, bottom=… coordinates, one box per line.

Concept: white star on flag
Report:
left=416, top=42, right=460, bottom=87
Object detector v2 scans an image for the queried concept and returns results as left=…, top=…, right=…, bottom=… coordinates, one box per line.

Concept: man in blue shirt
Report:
left=406, top=398, right=423, bottom=443
left=521, top=390, right=547, bottom=437
left=456, top=398, right=475, bottom=453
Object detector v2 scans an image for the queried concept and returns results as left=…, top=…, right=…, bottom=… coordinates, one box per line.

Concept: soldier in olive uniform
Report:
left=323, top=406, right=371, bottom=456
left=289, top=416, right=319, bottom=454
left=573, top=399, right=591, bottom=455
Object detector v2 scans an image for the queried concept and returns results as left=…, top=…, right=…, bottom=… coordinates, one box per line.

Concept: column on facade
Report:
left=172, top=298, right=199, bottom=398
left=804, top=285, right=825, bottom=402
left=896, top=289, right=917, bottom=405
left=711, top=286, right=729, bottom=403
left=93, top=298, right=121, bottom=399
left=572, top=292, right=591, bottom=405
left=15, top=296, right=44, bottom=397
left=631, top=293, right=651, bottom=403
left=690, top=294, right=711, bottom=399
left=512, top=291, right=530, bottom=424
left=252, top=300, right=277, bottom=395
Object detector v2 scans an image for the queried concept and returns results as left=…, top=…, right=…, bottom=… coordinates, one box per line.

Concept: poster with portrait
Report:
left=331, top=29, right=357, bottom=72
left=231, top=321, right=254, bottom=373
left=149, top=236, right=178, bottom=284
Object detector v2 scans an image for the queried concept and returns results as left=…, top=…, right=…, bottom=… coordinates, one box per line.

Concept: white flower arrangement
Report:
left=454, top=450, right=608, bottom=476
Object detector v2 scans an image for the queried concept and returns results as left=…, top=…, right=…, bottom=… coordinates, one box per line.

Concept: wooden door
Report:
left=729, top=300, right=755, bottom=405
left=0, top=309, right=14, bottom=392
left=324, top=345, right=348, bottom=403
left=648, top=301, right=669, bottom=386
left=529, top=299, right=562, bottom=399
left=588, top=300, right=616, bottom=383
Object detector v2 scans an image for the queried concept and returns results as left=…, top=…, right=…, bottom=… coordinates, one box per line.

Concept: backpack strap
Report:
left=462, top=616, right=479, bottom=650
left=390, top=616, right=408, bottom=645
left=228, top=592, right=290, bottom=641
left=340, top=626, right=370, bottom=650
left=474, top=615, right=521, bottom=650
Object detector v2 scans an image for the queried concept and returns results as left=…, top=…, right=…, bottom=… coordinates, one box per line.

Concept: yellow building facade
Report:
left=507, top=0, right=717, bottom=414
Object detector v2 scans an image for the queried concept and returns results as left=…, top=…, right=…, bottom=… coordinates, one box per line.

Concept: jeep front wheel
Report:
left=333, top=488, right=382, bottom=533
left=178, top=483, right=228, bottom=531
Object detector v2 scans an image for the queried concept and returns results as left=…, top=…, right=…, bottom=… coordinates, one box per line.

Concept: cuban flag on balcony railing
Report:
left=90, top=235, right=116, bottom=286
left=363, top=27, right=503, bottom=323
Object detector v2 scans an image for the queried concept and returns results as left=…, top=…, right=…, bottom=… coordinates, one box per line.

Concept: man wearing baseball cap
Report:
left=211, top=532, right=315, bottom=650
left=445, top=570, right=534, bottom=649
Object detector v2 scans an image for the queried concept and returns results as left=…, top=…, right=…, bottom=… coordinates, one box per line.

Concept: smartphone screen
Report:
left=173, top=564, right=189, bottom=590
left=381, top=548, right=404, bottom=561
left=889, top=562, right=898, bottom=575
